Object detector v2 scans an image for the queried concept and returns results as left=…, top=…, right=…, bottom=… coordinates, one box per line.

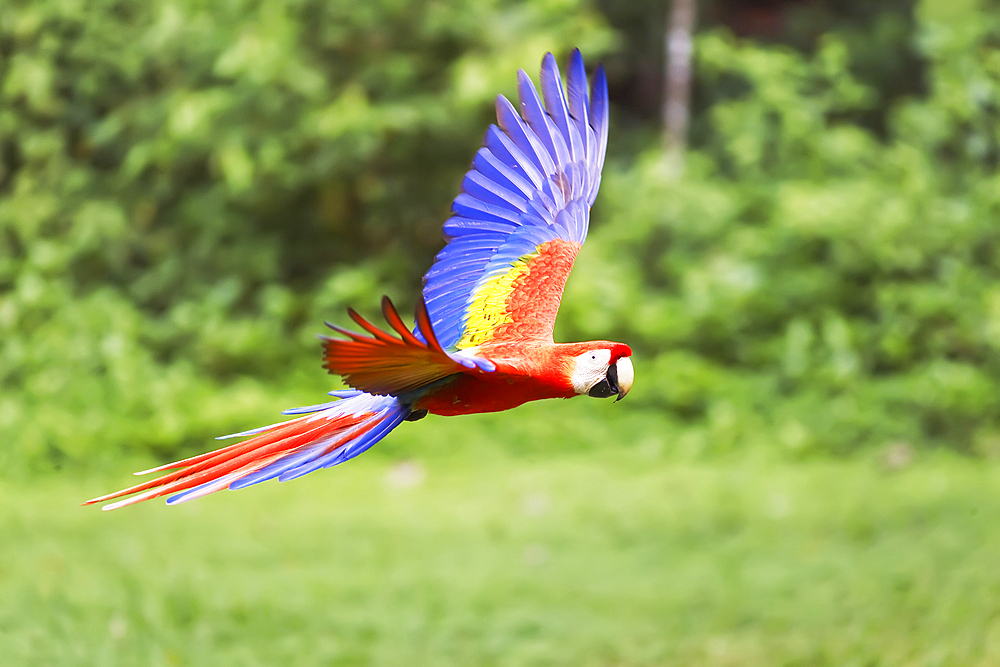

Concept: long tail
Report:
left=84, top=391, right=409, bottom=510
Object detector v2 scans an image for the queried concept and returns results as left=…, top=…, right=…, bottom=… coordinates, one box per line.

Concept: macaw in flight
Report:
left=87, top=50, right=633, bottom=510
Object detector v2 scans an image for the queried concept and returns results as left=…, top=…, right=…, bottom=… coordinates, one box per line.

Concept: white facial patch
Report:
left=570, top=349, right=613, bottom=394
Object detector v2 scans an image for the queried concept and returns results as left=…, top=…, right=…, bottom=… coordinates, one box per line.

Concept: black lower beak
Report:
left=588, top=364, right=620, bottom=399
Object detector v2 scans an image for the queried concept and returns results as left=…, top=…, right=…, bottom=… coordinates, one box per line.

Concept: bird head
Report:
left=569, top=343, right=633, bottom=402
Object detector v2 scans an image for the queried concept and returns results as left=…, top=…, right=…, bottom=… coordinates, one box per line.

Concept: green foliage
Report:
left=2, top=0, right=999, bottom=469
left=563, top=7, right=1000, bottom=457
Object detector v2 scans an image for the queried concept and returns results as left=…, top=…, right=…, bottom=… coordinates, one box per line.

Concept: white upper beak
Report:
left=615, top=356, right=634, bottom=401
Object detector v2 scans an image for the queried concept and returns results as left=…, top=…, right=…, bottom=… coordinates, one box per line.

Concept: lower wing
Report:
left=321, top=295, right=495, bottom=396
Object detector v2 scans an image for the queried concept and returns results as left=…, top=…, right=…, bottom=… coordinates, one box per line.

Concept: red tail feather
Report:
left=84, top=409, right=375, bottom=510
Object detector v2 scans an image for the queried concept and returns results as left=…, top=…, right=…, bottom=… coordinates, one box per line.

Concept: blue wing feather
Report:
left=496, top=96, right=557, bottom=178
left=540, top=53, right=582, bottom=163
left=423, top=259, right=492, bottom=285
left=420, top=50, right=610, bottom=350
left=425, top=282, right=476, bottom=307
left=589, top=66, right=609, bottom=204
left=473, top=149, right=536, bottom=198
left=540, top=178, right=566, bottom=211
left=442, top=216, right=518, bottom=238
left=567, top=50, right=590, bottom=138
left=427, top=249, right=495, bottom=268
left=517, top=69, right=572, bottom=171
left=437, top=234, right=507, bottom=254
left=452, top=194, right=524, bottom=224
left=523, top=198, right=556, bottom=227
left=424, top=271, right=484, bottom=295
left=483, top=126, right=545, bottom=188
left=461, top=172, right=528, bottom=212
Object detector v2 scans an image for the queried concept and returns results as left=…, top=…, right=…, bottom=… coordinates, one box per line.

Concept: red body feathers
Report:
left=86, top=50, right=632, bottom=510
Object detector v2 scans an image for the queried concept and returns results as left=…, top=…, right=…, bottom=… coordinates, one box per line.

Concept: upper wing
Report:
left=421, top=49, right=609, bottom=351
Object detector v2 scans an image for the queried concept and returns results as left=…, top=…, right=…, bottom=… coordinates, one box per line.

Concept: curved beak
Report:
left=587, top=356, right=634, bottom=401
left=613, top=356, right=633, bottom=402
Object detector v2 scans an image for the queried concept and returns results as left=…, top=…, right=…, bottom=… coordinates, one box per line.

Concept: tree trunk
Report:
left=663, top=0, right=697, bottom=178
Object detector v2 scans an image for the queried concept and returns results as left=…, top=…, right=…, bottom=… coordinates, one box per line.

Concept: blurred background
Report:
left=3, top=0, right=1000, bottom=664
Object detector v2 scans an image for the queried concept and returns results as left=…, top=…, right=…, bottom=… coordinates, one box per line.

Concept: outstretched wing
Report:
left=421, top=49, right=609, bottom=351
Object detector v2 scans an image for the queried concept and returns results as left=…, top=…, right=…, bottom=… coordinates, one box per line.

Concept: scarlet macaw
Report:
left=87, top=50, right=633, bottom=510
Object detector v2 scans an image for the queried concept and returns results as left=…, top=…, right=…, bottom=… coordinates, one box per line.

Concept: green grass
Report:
left=3, top=449, right=1000, bottom=666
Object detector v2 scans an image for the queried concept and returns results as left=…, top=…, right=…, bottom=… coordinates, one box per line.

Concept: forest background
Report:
left=5, top=0, right=1000, bottom=469
left=4, top=0, right=1000, bottom=665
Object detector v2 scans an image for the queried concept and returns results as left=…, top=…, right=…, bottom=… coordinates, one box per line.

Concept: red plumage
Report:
left=87, top=50, right=633, bottom=509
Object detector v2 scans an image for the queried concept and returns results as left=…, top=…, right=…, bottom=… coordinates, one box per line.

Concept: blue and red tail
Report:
left=84, top=391, right=410, bottom=510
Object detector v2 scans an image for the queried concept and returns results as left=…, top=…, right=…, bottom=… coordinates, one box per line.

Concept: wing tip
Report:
left=592, top=64, right=608, bottom=106
left=541, top=51, right=557, bottom=71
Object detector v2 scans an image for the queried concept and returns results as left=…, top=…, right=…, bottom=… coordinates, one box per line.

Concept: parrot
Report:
left=86, top=49, right=633, bottom=510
